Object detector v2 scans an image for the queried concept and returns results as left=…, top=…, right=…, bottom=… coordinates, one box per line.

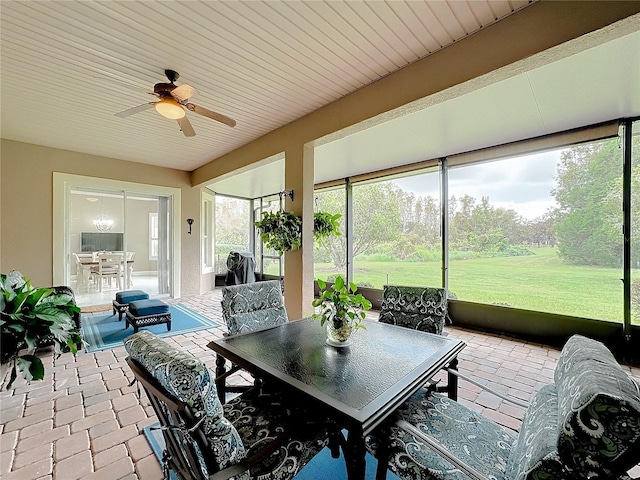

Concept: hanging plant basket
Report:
left=313, top=212, right=342, bottom=242
left=255, top=211, right=302, bottom=255
left=255, top=210, right=342, bottom=255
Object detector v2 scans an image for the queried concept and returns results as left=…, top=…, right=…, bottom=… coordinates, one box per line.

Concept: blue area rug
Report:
left=82, top=304, right=219, bottom=352
left=143, top=422, right=400, bottom=479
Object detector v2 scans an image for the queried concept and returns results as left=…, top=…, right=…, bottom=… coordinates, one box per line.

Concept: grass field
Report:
left=310, top=247, right=638, bottom=325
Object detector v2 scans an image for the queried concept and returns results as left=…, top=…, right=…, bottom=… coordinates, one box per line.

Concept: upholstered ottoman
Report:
left=125, top=299, right=171, bottom=333
left=113, top=290, right=149, bottom=321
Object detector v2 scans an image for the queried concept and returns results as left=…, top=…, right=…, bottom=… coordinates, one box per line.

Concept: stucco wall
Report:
left=0, top=139, right=201, bottom=296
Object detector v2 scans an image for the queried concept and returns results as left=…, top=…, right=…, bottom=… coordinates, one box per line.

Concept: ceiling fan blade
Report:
left=177, top=116, right=196, bottom=137
left=186, top=103, right=236, bottom=127
left=171, top=84, right=196, bottom=102
left=115, top=102, right=155, bottom=118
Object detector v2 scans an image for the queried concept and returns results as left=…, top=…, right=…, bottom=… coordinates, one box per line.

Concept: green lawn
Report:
left=313, top=247, right=637, bottom=325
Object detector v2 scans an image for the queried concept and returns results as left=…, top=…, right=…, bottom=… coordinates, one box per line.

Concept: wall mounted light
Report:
left=187, top=218, right=194, bottom=234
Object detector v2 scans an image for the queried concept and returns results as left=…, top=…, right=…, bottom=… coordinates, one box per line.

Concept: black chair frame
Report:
left=127, top=357, right=304, bottom=480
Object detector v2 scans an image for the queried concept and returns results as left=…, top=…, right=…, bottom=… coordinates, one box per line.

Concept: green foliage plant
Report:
left=312, top=276, right=372, bottom=335
left=1, top=272, right=83, bottom=390
left=254, top=210, right=303, bottom=255
left=313, top=212, right=341, bottom=242
left=255, top=210, right=343, bottom=255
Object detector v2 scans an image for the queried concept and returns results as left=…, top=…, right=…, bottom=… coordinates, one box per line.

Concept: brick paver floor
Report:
left=1, top=289, right=639, bottom=479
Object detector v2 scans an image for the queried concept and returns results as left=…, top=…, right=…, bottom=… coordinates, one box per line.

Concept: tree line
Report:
left=315, top=136, right=640, bottom=269
left=212, top=136, right=639, bottom=270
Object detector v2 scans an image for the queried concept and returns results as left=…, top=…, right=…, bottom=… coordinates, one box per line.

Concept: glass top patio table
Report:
left=208, top=317, right=465, bottom=479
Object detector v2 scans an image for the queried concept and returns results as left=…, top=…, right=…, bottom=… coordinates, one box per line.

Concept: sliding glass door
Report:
left=67, top=186, right=172, bottom=306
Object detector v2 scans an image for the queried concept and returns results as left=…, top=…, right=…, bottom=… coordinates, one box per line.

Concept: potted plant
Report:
left=312, top=275, right=372, bottom=346
left=255, top=210, right=342, bottom=255
left=1, top=271, right=83, bottom=390
left=313, top=212, right=341, bottom=242
left=255, top=210, right=303, bottom=255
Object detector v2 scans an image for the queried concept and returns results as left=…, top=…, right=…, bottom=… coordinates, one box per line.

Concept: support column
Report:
left=284, top=143, right=315, bottom=319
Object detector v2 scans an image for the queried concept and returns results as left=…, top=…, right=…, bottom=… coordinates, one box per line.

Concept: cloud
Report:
left=392, top=149, right=563, bottom=219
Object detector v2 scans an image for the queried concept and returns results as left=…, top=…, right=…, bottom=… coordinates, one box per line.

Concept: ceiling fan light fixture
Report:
left=155, top=99, right=185, bottom=119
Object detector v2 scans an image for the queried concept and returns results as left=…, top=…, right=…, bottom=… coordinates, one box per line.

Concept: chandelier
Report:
left=93, top=214, right=113, bottom=232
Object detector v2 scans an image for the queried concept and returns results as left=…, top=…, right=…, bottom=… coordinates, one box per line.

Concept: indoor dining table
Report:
left=208, top=317, right=466, bottom=480
left=75, top=254, right=135, bottom=291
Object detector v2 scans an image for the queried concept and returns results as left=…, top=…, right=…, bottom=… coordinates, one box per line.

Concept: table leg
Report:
left=78, top=264, right=89, bottom=293
left=343, top=428, right=366, bottom=480
left=215, top=354, right=227, bottom=403
left=327, top=420, right=343, bottom=459
left=374, top=424, right=390, bottom=480
left=447, top=357, right=459, bottom=401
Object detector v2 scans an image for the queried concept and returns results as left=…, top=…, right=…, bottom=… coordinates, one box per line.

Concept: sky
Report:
left=393, top=149, right=563, bottom=220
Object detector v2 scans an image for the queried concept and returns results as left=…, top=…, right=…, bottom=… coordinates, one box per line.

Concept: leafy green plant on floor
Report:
left=0, top=271, right=83, bottom=390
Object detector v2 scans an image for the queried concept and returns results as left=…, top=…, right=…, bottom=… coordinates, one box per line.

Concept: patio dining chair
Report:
left=221, top=279, right=287, bottom=335
left=378, top=285, right=455, bottom=396
left=217, top=280, right=288, bottom=401
left=366, top=335, right=640, bottom=480
left=125, top=330, right=328, bottom=480
left=378, top=285, right=447, bottom=335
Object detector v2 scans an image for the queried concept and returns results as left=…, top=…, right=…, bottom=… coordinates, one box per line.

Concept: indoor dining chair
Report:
left=94, top=252, right=122, bottom=292
left=124, top=251, right=135, bottom=288
left=73, top=252, right=93, bottom=293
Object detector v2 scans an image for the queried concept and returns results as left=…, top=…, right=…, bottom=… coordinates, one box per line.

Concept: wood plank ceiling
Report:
left=1, top=1, right=533, bottom=172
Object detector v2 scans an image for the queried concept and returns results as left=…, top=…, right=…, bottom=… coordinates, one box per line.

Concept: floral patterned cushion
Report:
left=126, top=331, right=329, bottom=479
left=223, top=394, right=329, bottom=479
left=222, top=280, right=288, bottom=335
left=368, top=335, right=639, bottom=480
left=553, top=335, right=640, bottom=478
left=378, top=286, right=447, bottom=335
left=124, top=331, right=246, bottom=472
left=506, top=384, right=571, bottom=480
left=365, top=390, right=516, bottom=480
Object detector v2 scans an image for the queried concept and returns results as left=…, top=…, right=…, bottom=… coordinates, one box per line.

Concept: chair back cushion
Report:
left=124, top=331, right=245, bottom=473
left=222, top=280, right=288, bottom=335
left=506, top=384, right=570, bottom=480
left=379, top=285, right=447, bottom=335
left=553, top=335, right=640, bottom=478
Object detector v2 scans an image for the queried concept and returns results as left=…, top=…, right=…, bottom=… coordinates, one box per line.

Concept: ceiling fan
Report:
left=115, top=69, right=236, bottom=137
